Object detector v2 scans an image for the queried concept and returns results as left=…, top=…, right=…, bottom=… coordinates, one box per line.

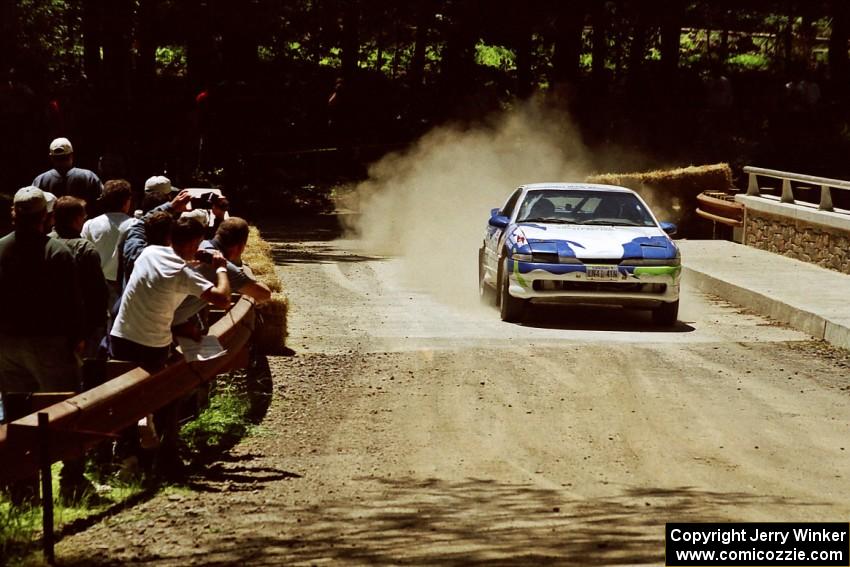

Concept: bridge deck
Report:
left=680, top=240, right=850, bottom=350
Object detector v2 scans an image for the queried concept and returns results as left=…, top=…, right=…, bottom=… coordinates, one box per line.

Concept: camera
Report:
left=190, top=192, right=220, bottom=210
left=194, top=249, right=214, bottom=264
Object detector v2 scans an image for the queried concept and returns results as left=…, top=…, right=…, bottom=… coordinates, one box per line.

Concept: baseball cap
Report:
left=43, top=191, right=57, bottom=213
left=13, top=186, right=47, bottom=214
left=144, top=175, right=173, bottom=194
left=49, top=137, right=73, bottom=156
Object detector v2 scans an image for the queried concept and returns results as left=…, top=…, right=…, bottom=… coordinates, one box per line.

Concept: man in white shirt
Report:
left=81, top=179, right=133, bottom=304
left=109, top=215, right=231, bottom=372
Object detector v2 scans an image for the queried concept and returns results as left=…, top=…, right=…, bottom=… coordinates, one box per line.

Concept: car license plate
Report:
left=586, top=265, right=620, bottom=280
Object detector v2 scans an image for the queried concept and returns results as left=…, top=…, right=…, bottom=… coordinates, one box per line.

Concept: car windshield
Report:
left=515, top=189, right=657, bottom=227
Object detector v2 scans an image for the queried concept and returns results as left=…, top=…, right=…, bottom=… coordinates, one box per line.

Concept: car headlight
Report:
left=624, top=257, right=681, bottom=266
left=511, top=253, right=533, bottom=262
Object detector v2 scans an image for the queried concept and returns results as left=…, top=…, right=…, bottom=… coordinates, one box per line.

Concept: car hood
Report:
left=509, top=223, right=677, bottom=260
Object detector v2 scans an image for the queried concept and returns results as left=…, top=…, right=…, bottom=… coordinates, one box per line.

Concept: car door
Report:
left=483, top=187, right=523, bottom=283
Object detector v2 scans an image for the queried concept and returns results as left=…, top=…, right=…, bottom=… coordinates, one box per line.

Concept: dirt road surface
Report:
left=59, top=217, right=850, bottom=566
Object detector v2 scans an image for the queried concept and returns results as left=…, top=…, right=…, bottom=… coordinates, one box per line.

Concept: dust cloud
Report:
left=346, top=100, right=593, bottom=307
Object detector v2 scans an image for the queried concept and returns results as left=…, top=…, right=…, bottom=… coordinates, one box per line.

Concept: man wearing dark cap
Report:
left=32, top=137, right=103, bottom=216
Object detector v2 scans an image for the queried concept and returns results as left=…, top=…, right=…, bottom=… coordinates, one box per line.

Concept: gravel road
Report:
left=58, top=216, right=850, bottom=566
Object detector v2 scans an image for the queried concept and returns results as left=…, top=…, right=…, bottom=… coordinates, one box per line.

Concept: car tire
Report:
left=652, top=300, right=679, bottom=326
left=478, top=248, right=496, bottom=305
left=499, top=258, right=525, bottom=322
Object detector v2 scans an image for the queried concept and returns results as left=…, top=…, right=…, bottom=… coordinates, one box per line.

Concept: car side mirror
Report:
left=489, top=208, right=509, bottom=229
left=489, top=215, right=510, bottom=229
left=660, top=221, right=677, bottom=236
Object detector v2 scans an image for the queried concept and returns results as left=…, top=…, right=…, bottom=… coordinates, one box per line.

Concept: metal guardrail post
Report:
left=820, top=184, right=834, bottom=211
left=746, top=173, right=760, bottom=196
left=38, top=412, right=55, bottom=565
left=780, top=179, right=794, bottom=203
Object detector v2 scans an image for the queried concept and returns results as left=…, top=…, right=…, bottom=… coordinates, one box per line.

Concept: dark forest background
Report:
left=1, top=0, right=850, bottom=214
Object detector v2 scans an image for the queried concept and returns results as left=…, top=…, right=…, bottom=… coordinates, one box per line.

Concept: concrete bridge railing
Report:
left=743, top=166, right=850, bottom=212
left=737, top=166, right=850, bottom=274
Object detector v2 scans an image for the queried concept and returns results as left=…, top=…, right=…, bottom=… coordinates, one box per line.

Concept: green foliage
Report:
left=475, top=42, right=516, bottom=71
left=727, top=52, right=771, bottom=71
left=319, top=47, right=342, bottom=68
left=17, top=0, right=83, bottom=88
left=155, top=45, right=187, bottom=77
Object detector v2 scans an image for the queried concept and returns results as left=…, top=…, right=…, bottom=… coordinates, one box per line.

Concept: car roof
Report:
left=519, top=183, right=636, bottom=194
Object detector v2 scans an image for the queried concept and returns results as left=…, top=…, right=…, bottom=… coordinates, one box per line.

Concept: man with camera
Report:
left=172, top=217, right=271, bottom=337
left=110, top=215, right=230, bottom=371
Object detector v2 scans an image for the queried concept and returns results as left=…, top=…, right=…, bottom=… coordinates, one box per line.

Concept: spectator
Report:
left=32, top=137, right=103, bottom=216
left=110, top=216, right=231, bottom=372
left=209, top=196, right=229, bottom=238
left=109, top=216, right=230, bottom=477
left=173, top=217, right=271, bottom=335
left=119, top=179, right=190, bottom=288
left=0, top=187, right=86, bottom=502
left=0, top=187, right=82, bottom=391
left=53, top=196, right=108, bottom=359
left=81, top=179, right=133, bottom=305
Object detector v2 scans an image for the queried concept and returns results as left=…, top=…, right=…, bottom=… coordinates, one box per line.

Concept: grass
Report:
left=180, top=377, right=253, bottom=456
left=0, top=464, right=147, bottom=566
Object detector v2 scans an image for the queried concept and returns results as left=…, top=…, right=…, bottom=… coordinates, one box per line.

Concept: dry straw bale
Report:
left=244, top=226, right=288, bottom=353
left=587, top=163, right=733, bottom=236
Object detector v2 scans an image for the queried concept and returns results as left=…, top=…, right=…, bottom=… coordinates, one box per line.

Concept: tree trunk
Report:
left=340, top=0, right=360, bottom=82
left=628, top=7, right=647, bottom=81
left=0, top=0, right=18, bottom=79
left=829, top=0, right=850, bottom=93
left=136, top=0, right=157, bottom=96
left=591, top=0, right=607, bottom=86
left=515, top=11, right=534, bottom=98
left=375, top=16, right=383, bottom=72
left=82, top=0, right=102, bottom=87
left=783, top=0, right=794, bottom=72
left=187, top=0, right=215, bottom=89
left=409, top=0, right=433, bottom=87
left=659, top=0, right=683, bottom=81
left=219, top=0, right=259, bottom=81
left=101, top=1, right=132, bottom=100
left=552, top=1, right=585, bottom=84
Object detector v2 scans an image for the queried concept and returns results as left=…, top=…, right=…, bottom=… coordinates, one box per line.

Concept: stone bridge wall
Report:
left=736, top=195, right=850, bottom=274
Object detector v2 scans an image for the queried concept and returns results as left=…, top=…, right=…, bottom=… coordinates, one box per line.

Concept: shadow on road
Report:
left=256, top=213, right=346, bottom=243
left=269, top=243, right=385, bottom=266
left=258, top=213, right=384, bottom=266
left=513, top=303, right=696, bottom=333
left=63, top=475, right=813, bottom=566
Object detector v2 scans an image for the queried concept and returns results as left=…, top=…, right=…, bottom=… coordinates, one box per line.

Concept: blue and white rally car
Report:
left=478, top=183, right=681, bottom=324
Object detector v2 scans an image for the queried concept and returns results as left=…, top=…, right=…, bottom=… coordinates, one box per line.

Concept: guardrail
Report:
left=0, top=295, right=256, bottom=483
left=696, top=191, right=744, bottom=227
left=744, top=166, right=850, bottom=212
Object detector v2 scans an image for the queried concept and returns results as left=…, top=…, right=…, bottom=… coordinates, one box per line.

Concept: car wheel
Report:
left=652, top=300, right=679, bottom=326
left=499, top=258, right=525, bottom=322
left=478, top=248, right=496, bottom=305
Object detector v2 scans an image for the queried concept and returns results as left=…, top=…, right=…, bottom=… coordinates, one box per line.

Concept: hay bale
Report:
left=244, top=226, right=288, bottom=354
left=587, top=163, right=733, bottom=237
left=243, top=226, right=281, bottom=293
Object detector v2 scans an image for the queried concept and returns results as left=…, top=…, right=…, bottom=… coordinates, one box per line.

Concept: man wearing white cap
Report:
left=32, top=137, right=103, bottom=216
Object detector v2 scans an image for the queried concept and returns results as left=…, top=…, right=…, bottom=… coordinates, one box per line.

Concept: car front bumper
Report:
left=506, top=259, right=681, bottom=307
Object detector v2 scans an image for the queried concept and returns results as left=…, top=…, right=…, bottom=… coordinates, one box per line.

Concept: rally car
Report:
left=478, top=183, right=681, bottom=324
